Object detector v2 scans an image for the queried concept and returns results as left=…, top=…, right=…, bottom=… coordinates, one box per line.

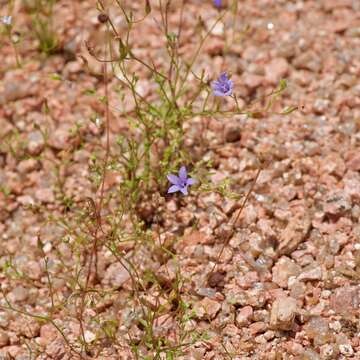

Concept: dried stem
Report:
left=77, top=61, right=111, bottom=355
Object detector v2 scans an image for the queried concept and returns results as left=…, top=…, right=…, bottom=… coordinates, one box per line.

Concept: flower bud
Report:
left=97, top=13, right=109, bottom=24
left=145, top=0, right=151, bottom=15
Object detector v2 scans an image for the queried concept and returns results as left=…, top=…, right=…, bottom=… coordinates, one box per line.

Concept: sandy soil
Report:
left=1, top=0, right=360, bottom=359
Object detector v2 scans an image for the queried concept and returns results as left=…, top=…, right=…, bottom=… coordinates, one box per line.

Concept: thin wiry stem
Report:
left=208, top=166, right=262, bottom=278
left=1, top=290, right=82, bottom=358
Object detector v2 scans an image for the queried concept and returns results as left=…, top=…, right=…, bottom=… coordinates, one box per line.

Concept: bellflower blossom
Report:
left=213, top=0, right=222, bottom=8
left=1, top=16, right=12, bottom=26
left=212, top=72, right=233, bottom=97
left=167, top=166, right=195, bottom=195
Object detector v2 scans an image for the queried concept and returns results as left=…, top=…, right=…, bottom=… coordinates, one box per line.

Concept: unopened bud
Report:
left=11, top=31, right=20, bottom=44
left=145, top=0, right=151, bottom=15
left=97, top=13, right=109, bottom=24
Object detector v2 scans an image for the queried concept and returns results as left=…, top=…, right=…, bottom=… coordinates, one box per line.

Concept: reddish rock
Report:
left=293, top=51, right=322, bottom=72
left=0, top=331, right=9, bottom=347
left=102, top=262, right=131, bottom=288
left=323, top=0, right=353, bottom=11
left=272, top=256, right=301, bottom=288
left=48, top=124, right=74, bottom=150
left=344, top=171, right=360, bottom=202
left=35, top=188, right=55, bottom=204
left=207, top=271, right=226, bottom=289
left=265, top=58, right=289, bottom=84
left=249, top=321, right=268, bottom=335
left=27, top=130, right=45, bottom=156
left=0, top=345, right=26, bottom=358
left=39, top=324, right=58, bottom=347
left=323, top=190, right=351, bottom=218
left=270, top=296, right=298, bottom=331
left=330, top=286, right=359, bottom=315
left=18, top=159, right=40, bottom=174
left=236, top=271, right=259, bottom=289
left=298, top=265, right=322, bottom=282
left=346, top=151, right=360, bottom=171
left=304, top=317, right=333, bottom=346
left=46, top=338, right=67, bottom=359
left=278, top=215, right=312, bottom=256
left=242, top=73, right=263, bottom=89
left=193, top=298, right=221, bottom=320
left=176, top=230, right=213, bottom=251
left=235, top=306, right=253, bottom=327
left=224, top=126, right=241, bottom=143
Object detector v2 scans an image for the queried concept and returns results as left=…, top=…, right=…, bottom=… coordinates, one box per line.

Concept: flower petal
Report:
left=219, top=72, right=228, bottom=81
left=186, top=178, right=196, bottom=186
left=180, top=186, right=188, bottom=195
left=211, top=80, right=220, bottom=90
left=213, top=90, right=226, bottom=96
left=179, top=166, right=187, bottom=182
left=167, top=174, right=180, bottom=185
left=168, top=185, right=181, bottom=193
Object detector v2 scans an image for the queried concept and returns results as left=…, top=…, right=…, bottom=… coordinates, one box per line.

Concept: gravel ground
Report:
left=1, top=0, right=360, bottom=359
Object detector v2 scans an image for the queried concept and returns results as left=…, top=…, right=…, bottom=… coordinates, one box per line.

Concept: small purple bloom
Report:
left=212, top=72, right=233, bottom=97
left=213, top=0, right=222, bottom=8
left=167, top=166, right=195, bottom=195
left=1, top=16, right=12, bottom=26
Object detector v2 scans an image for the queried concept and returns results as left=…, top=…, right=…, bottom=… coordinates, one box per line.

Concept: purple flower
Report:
left=212, top=72, right=233, bottom=97
left=1, top=16, right=12, bottom=26
left=167, top=166, right=195, bottom=195
left=213, top=0, right=222, bottom=8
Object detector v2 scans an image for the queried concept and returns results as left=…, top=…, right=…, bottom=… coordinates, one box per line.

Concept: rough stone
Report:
left=39, top=324, right=58, bottom=347
left=339, top=344, right=354, bottom=357
left=3, top=80, right=34, bottom=102
left=330, top=286, right=359, bottom=315
left=242, top=73, right=263, bottom=89
left=346, top=152, right=360, bottom=171
left=27, top=131, right=45, bottom=156
left=270, top=296, right=297, bottom=330
left=249, top=321, right=268, bottom=335
left=265, top=57, right=289, bottom=84
left=48, top=124, right=74, bottom=150
left=46, top=338, right=67, bottom=359
left=35, top=188, right=55, bottom=204
left=277, top=215, right=311, bottom=256
left=304, top=317, right=332, bottom=346
left=225, top=126, right=241, bottom=143
left=298, top=265, right=322, bottom=281
left=103, top=262, right=131, bottom=288
left=17, top=159, right=39, bottom=174
left=272, top=256, right=301, bottom=288
left=193, top=298, right=221, bottom=320
left=0, top=331, right=9, bottom=348
left=10, top=286, right=28, bottom=302
left=323, top=190, right=351, bottom=218
left=235, top=305, right=253, bottom=327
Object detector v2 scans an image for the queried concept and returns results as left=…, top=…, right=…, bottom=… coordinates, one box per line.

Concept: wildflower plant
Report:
left=0, top=0, right=298, bottom=359
left=1, top=13, right=22, bottom=67
left=23, top=0, right=58, bottom=54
